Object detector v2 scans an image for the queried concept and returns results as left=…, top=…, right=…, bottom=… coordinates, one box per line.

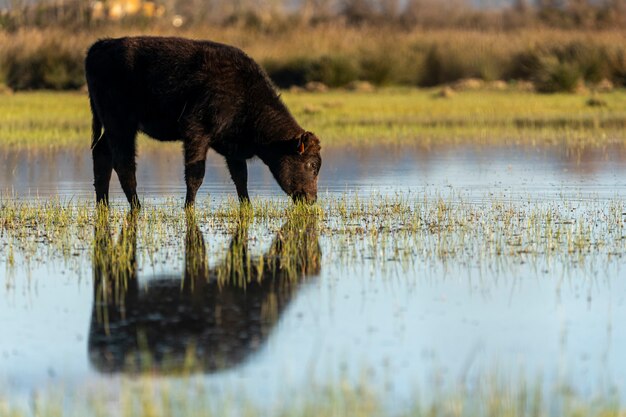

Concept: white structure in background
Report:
left=91, top=0, right=165, bottom=20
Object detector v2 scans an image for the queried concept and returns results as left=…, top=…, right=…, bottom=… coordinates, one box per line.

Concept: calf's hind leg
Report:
left=184, top=139, right=210, bottom=207
left=93, top=135, right=113, bottom=206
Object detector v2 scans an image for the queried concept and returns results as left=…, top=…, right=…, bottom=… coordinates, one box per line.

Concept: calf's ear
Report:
left=296, top=131, right=315, bottom=155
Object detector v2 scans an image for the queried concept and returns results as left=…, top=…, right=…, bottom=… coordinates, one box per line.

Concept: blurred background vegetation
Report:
left=0, top=0, right=625, bottom=92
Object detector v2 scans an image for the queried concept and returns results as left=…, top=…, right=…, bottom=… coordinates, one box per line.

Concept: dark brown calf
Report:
left=85, top=36, right=321, bottom=208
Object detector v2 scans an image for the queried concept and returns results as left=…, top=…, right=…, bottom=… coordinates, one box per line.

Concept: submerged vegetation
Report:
left=1, top=194, right=625, bottom=279
left=2, top=194, right=625, bottom=414
left=0, top=376, right=624, bottom=417
left=3, top=195, right=622, bottom=415
left=1, top=89, right=626, bottom=150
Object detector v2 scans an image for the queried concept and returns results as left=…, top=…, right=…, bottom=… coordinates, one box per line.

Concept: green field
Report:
left=1, top=89, right=626, bottom=150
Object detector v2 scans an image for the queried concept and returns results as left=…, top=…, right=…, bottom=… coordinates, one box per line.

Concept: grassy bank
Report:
left=1, top=89, right=625, bottom=150
left=1, top=27, right=626, bottom=91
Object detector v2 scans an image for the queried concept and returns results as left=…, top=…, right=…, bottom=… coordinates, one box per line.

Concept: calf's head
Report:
left=263, top=132, right=321, bottom=203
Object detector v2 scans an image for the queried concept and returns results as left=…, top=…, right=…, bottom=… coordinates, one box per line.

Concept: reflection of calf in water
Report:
left=89, top=210, right=320, bottom=374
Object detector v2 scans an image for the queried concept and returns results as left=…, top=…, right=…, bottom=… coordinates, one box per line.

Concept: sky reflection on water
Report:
left=2, top=144, right=626, bottom=202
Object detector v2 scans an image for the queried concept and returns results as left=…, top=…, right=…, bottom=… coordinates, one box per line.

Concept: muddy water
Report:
left=1, top=144, right=626, bottom=412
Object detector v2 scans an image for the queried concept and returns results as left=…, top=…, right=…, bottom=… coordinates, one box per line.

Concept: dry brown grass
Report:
left=1, top=26, right=626, bottom=90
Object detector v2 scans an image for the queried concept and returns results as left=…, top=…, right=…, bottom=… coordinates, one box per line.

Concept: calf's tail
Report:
left=90, top=96, right=104, bottom=150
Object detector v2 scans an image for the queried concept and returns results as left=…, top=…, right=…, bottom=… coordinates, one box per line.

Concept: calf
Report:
left=85, top=36, right=321, bottom=208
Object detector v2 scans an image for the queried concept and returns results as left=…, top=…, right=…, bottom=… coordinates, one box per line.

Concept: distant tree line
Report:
left=2, top=0, right=626, bottom=92
left=2, top=0, right=626, bottom=30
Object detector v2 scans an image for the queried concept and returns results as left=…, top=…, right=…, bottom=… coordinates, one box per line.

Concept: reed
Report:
left=1, top=27, right=626, bottom=91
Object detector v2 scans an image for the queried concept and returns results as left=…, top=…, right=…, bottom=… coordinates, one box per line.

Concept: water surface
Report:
left=1, top=143, right=626, bottom=413
left=3, top=143, right=626, bottom=201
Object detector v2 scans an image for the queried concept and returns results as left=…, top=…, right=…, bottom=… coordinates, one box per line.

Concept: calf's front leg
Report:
left=226, top=158, right=250, bottom=202
left=184, top=139, right=210, bottom=208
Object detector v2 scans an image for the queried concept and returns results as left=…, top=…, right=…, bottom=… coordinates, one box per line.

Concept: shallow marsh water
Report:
left=3, top=142, right=626, bottom=201
left=2, top=143, right=626, bottom=414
